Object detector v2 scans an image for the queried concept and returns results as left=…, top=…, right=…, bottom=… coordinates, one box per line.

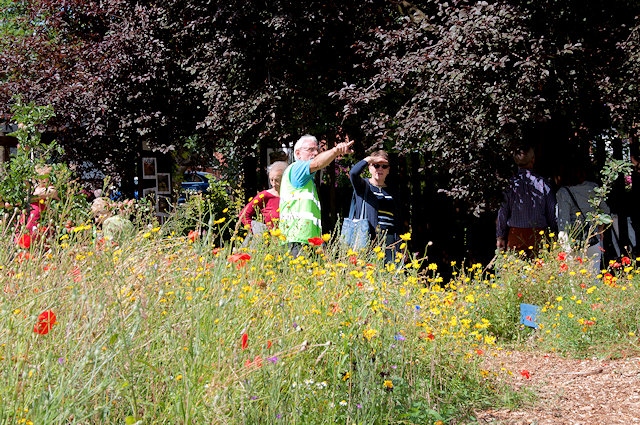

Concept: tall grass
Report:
left=2, top=195, right=639, bottom=425
left=1, top=211, right=520, bottom=425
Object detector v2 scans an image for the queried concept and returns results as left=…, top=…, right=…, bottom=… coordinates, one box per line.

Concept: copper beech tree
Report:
left=2, top=0, right=640, bottom=211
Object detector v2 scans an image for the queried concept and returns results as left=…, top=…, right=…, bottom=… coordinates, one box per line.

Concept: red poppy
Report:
left=476, top=349, right=484, bottom=356
left=520, top=370, right=530, bottom=379
left=517, top=293, right=523, bottom=298
left=212, top=247, right=221, bottom=256
left=15, top=252, right=31, bottom=263
left=228, top=253, right=251, bottom=269
left=349, top=255, right=358, bottom=265
left=557, top=252, right=567, bottom=261
left=71, top=267, right=82, bottom=283
left=241, top=333, right=249, bottom=350
left=228, top=253, right=251, bottom=263
left=426, top=333, right=435, bottom=341
left=621, top=256, right=631, bottom=266
left=245, top=355, right=263, bottom=369
left=188, top=230, right=199, bottom=242
left=96, top=237, right=107, bottom=250
left=17, top=234, right=31, bottom=249
left=307, top=237, right=323, bottom=246
left=34, top=310, right=57, bottom=335
left=559, top=263, right=568, bottom=272
left=266, top=340, right=272, bottom=349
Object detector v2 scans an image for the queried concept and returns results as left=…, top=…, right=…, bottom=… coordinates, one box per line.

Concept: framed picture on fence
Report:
left=142, top=157, right=157, bottom=179
left=156, top=195, right=171, bottom=217
left=142, top=187, right=156, bottom=200
left=156, top=173, right=171, bottom=194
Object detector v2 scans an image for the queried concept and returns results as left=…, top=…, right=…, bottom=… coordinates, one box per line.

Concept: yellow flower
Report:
left=383, top=380, right=394, bottom=390
left=399, top=232, right=411, bottom=241
left=213, top=217, right=226, bottom=224
left=269, top=228, right=282, bottom=237
left=363, top=328, right=378, bottom=341
left=322, top=233, right=331, bottom=242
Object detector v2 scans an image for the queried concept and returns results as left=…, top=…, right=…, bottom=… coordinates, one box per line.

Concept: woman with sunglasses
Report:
left=348, top=150, right=400, bottom=263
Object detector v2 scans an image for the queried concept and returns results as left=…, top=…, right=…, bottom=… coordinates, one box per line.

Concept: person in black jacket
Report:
left=349, top=150, right=400, bottom=263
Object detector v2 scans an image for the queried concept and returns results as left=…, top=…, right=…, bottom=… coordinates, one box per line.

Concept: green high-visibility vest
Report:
left=279, top=165, right=321, bottom=243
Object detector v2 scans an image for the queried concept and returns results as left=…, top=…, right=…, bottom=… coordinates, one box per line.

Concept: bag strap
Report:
left=347, top=192, right=357, bottom=219
left=349, top=181, right=369, bottom=220
left=357, top=183, right=368, bottom=220
left=565, top=187, right=584, bottom=216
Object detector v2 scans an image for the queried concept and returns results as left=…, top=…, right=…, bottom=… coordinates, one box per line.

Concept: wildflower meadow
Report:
left=3, top=201, right=640, bottom=424
left=1, top=102, right=640, bottom=424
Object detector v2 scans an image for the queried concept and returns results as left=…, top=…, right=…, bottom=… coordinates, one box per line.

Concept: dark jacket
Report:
left=349, top=159, right=399, bottom=238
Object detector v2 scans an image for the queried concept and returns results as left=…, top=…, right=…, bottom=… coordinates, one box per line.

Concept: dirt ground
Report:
left=474, top=350, right=640, bottom=424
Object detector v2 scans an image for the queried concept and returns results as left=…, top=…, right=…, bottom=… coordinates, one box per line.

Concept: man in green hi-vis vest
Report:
left=279, top=134, right=354, bottom=257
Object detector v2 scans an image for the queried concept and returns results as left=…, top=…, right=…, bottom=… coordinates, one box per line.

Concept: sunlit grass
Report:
left=1, top=220, right=638, bottom=424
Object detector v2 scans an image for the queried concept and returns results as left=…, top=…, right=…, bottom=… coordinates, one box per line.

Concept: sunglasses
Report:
left=371, top=163, right=389, bottom=169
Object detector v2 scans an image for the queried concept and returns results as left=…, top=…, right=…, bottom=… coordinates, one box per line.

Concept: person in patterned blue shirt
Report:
left=496, top=146, right=557, bottom=256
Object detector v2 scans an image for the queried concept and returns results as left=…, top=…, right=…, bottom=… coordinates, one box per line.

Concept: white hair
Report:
left=267, top=161, right=288, bottom=177
left=293, top=134, right=318, bottom=161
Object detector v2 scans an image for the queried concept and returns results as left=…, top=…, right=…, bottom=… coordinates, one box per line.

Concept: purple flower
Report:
left=394, top=334, right=406, bottom=341
left=267, top=356, right=278, bottom=364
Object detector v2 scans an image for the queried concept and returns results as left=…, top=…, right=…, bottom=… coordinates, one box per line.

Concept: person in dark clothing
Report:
left=349, top=150, right=400, bottom=263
